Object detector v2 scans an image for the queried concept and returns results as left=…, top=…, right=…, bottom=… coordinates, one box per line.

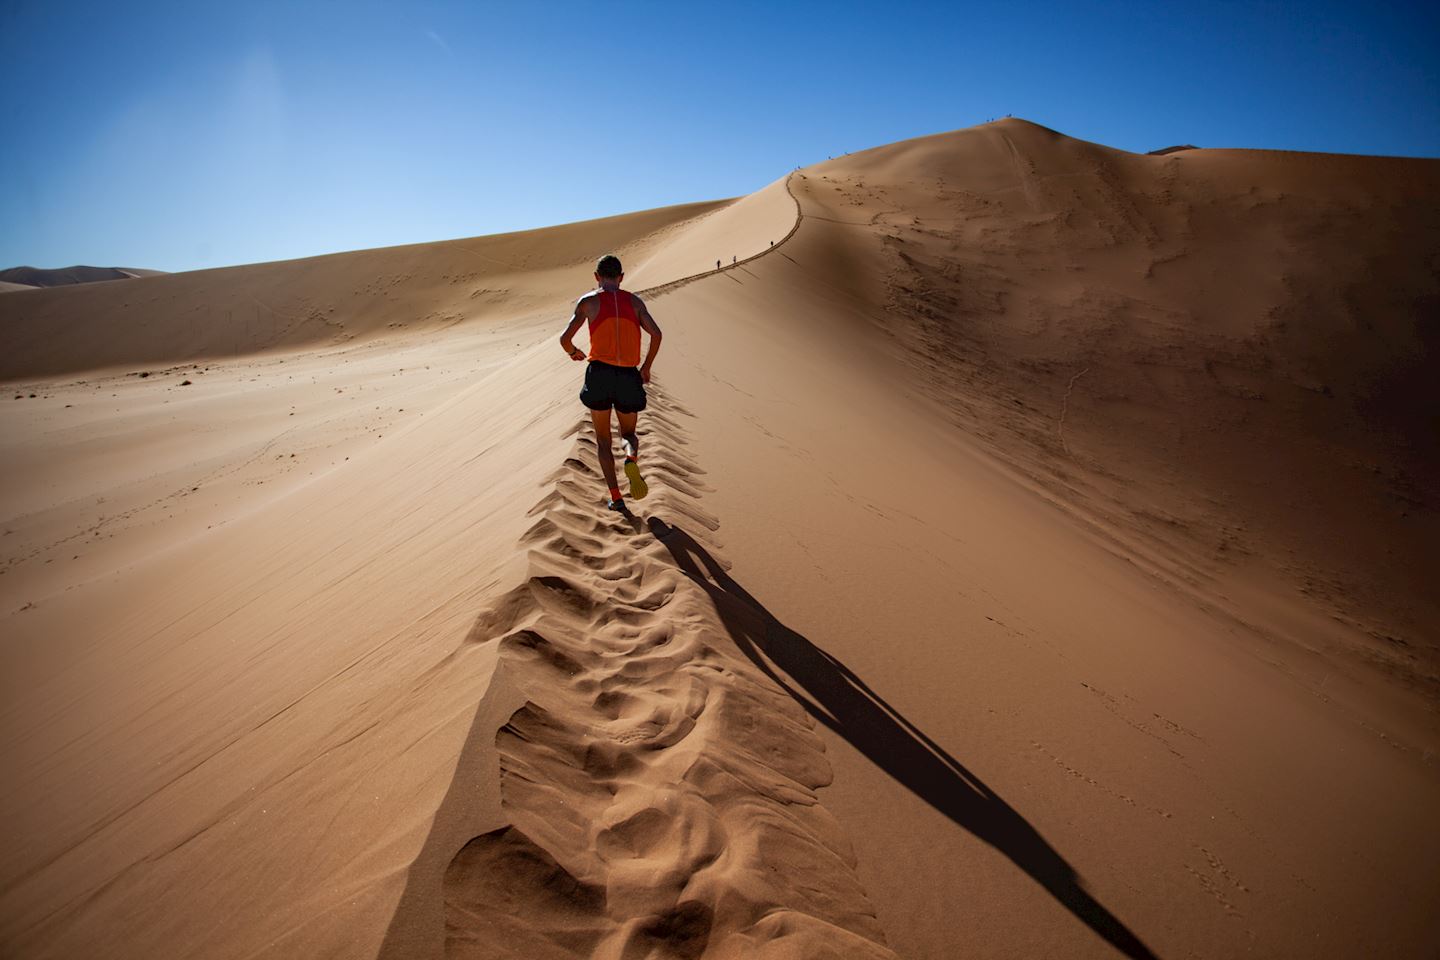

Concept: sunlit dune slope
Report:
left=0, top=189, right=795, bottom=380
left=0, top=173, right=804, bottom=960
left=623, top=175, right=798, bottom=287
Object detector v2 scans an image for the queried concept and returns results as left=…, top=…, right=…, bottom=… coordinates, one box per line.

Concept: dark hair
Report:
left=595, top=254, right=622, bottom=278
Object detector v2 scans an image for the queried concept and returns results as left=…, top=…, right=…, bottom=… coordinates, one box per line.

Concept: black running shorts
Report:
left=580, top=360, right=647, bottom=413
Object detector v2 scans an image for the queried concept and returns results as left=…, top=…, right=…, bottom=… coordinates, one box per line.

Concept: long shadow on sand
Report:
left=649, top=517, right=1159, bottom=960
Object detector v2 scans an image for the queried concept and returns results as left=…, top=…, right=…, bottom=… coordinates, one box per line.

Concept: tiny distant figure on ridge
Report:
left=559, top=254, right=663, bottom=512
left=716, top=259, right=721, bottom=270
left=732, top=255, right=737, bottom=264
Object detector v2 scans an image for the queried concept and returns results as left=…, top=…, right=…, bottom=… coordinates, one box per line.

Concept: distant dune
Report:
left=1, top=120, right=1436, bottom=960
left=0, top=186, right=791, bottom=379
left=0, top=265, right=166, bottom=290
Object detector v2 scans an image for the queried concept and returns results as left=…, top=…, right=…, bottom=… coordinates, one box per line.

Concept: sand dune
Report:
left=1, top=119, right=1436, bottom=959
left=0, top=265, right=166, bottom=290
left=795, top=120, right=1438, bottom=701
left=0, top=188, right=790, bottom=380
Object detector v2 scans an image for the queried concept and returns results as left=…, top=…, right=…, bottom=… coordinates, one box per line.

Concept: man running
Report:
left=559, top=254, right=663, bottom=511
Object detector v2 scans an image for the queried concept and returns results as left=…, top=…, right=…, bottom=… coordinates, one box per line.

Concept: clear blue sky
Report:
left=3, top=0, right=1436, bottom=274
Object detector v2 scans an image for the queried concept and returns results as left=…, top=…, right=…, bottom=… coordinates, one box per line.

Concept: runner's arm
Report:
left=559, top=301, right=587, bottom=361
left=634, top=296, right=663, bottom=381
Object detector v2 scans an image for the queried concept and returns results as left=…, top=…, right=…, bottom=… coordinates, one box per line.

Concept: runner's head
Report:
left=595, top=254, right=623, bottom=285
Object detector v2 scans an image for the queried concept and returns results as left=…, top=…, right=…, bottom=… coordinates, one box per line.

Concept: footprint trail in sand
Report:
left=443, top=385, right=898, bottom=960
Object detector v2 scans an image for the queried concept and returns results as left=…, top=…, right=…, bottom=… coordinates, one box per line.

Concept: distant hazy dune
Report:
left=0, top=265, right=166, bottom=289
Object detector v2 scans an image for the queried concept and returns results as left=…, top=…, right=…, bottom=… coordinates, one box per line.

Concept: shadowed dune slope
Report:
left=797, top=120, right=1439, bottom=685
left=1, top=120, right=1437, bottom=960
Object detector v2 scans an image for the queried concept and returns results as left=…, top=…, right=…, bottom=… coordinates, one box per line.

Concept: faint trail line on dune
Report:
left=638, top=173, right=804, bottom=300
left=448, top=243, right=525, bottom=272
left=805, top=214, right=872, bottom=226
left=1000, top=131, right=1040, bottom=211
left=1058, top=366, right=1089, bottom=455
left=243, top=289, right=346, bottom=340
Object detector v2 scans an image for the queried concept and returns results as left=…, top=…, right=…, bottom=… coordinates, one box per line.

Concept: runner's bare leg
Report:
left=591, top=409, right=619, bottom=495
left=617, top=410, right=639, bottom=460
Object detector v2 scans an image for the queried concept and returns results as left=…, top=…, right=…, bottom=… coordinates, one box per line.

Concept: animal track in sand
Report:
left=442, top=380, right=899, bottom=959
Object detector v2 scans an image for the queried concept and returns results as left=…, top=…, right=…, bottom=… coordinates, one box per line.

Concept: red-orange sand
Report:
left=1, top=120, right=1436, bottom=959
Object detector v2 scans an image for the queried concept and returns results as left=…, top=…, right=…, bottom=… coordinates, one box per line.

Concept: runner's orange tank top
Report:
left=587, top=287, right=642, bottom=367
